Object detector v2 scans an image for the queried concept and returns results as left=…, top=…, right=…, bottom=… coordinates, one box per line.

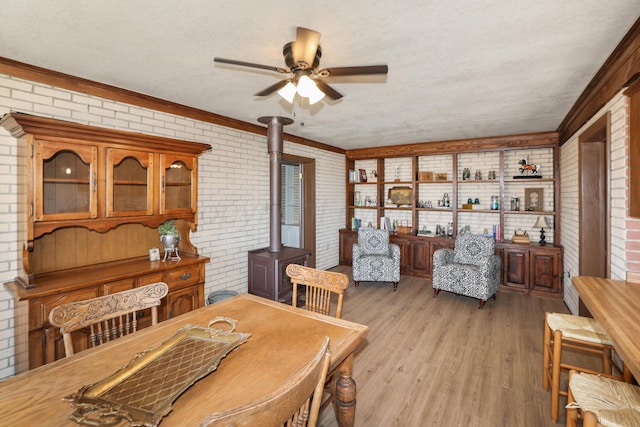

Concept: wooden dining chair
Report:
left=202, top=337, right=331, bottom=427
left=286, top=264, right=349, bottom=415
left=542, top=312, right=632, bottom=422
left=566, top=370, right=640, bottom=426
left=286, top=264, right=349, bottom=319
left=48, top=282, right=169, bottom=356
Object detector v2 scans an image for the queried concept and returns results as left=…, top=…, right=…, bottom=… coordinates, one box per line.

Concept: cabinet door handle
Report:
left=180, top=273, right=192, bottom=281
left=93, top=172, right=97, bottom=193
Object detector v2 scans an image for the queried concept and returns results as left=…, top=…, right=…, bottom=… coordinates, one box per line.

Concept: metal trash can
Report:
left=207, top=290, right=238, bottom=305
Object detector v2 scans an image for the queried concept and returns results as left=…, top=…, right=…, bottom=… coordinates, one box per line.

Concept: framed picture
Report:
left=525, top=188, right=543, bottom=211
left=149, top=248, right=160, bottom=262
left=358, top=168, right=367, bottom=183
left=418, top=171, right=433, bottom=181
left=388, top=186, right=413, bottom=206
left=435, top=173, right=448, bottom=182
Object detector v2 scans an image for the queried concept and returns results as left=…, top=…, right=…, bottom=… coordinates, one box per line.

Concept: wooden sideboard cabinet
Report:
left=10, top=255, right=209, bottom=370
left=339, top=229, right=563, bottom=298
left=0, top=112, right=210, bottom=287
left=1, top=113, right=213, bottom=372
left=501, top=242, right=562, bottom=296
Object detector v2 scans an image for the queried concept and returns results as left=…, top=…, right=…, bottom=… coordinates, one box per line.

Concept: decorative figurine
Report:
left=518, top=158, right=541, bottom=176
left=462, top=168, right=471, bottom=180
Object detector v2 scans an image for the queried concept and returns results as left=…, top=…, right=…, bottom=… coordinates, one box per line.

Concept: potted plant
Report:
left=158, top=220, right=181, bottom=260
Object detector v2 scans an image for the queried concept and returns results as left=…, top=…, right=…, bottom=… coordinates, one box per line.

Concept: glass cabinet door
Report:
left=35, top=140, right=97, bottom=221
left=160, top=154, right=196, bottom=214
left=107, top=148, right=154, bottom=217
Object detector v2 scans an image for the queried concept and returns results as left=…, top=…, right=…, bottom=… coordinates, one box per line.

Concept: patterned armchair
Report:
left=432, top=233, right=501, bottom=308
left=352, top=228, right=401, bottom=291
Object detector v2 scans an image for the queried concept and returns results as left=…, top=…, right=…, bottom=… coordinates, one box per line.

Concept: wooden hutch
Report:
left=340, top=131, right=563, bottom=298
left=1, top=112, right=211, bottom=371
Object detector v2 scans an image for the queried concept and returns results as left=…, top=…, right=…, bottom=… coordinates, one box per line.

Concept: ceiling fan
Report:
left=214, top=27, right=388, bottom=104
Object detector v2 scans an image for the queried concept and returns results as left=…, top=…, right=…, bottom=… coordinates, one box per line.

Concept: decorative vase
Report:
left=160, top=234, right=181, bottom=261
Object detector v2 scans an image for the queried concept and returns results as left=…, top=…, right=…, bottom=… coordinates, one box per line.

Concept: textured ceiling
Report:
left=1, top=1, right=639, bottom=149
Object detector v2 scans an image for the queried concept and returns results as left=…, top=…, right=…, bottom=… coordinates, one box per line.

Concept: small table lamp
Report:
left=533, top=216, right=550, bottom=245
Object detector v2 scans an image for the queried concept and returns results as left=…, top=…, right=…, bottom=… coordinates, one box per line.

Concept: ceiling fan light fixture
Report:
left=215, top=26, right=387, bottom=103
left=307, top=86, right=325, bottom=105
left=295, top=75, right=325, bottom=104
left=296, top=75, right=316, bottom=97
left=277, top=82, right=297, bottom=103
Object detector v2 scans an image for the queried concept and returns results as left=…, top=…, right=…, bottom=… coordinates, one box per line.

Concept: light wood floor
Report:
left=318, top=267, right=593, bottom=427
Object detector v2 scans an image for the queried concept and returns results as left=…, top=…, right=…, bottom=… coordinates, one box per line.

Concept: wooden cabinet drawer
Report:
left=28, top=287, right=100, bottom=331
left=137, top=273, right=165, bottom=287
left=102, top=279, right=134, bottom=295
left=167, top=265, right=200, bottom=289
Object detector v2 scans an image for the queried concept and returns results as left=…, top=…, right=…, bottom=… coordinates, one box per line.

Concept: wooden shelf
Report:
left=344, top=131, right=560, bottom=244
left=458, top=180, right=500, bottom=184
left=504, top=178, right=555, bottom=183
left=43, top=178, right=90, bottom=184
left=458, top=209, right=500, bottom=214
left=417, top=180, right=453, bottom=184
left=504, top=210, right=556, bottom=215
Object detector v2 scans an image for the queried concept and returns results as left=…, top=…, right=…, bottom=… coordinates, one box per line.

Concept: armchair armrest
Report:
left=433, top=248, right=454, bottom=268
left=479, top=254, right=502, bottom=277
left=389, top=243, right=400, bottom=262
left=353, top=243, right=363, bottom=260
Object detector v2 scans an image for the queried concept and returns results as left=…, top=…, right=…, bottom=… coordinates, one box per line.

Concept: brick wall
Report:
left=0, top=73, right=345, bottom=379
left=560, top=90, right=634, bottom=314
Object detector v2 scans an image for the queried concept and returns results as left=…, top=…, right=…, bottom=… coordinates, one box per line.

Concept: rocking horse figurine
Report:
left=518, top=158, right=540, bottom=176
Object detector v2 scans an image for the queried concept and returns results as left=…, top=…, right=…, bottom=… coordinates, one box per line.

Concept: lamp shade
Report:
left=533, top=216, right=550, bottom=229
left=277, top=82, right=296, bottom=103
left=296, top=75, right=316, bottom=97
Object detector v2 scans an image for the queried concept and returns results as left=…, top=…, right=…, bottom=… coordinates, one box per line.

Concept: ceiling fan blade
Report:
left=214, top=57, right=289, bottom=74
left=315, top=79, right=343, bottom=100
left=292, top=27, right=321, bottom=68
left=254, top=79, right=290, bottom=96
left=318, top=65, right=389, bottom=77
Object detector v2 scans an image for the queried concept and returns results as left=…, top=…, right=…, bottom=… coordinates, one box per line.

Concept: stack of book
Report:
left=492, top=224, right=501, bottom=241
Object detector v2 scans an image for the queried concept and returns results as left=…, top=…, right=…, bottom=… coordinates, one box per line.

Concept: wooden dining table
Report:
left=572, top=275, right=640, bottom=382
left=0, top=293, right=369, bottom=426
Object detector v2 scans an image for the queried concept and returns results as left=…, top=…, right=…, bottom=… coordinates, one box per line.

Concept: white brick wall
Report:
left=560, top=91, right=629, bottom=314
left=609, top=95, right=630, bottom=277
left=0, top=73, right=345, bottom=379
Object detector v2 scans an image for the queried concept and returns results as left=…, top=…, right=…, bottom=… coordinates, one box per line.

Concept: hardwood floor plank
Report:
left=318, top=267, right=589, bottom=427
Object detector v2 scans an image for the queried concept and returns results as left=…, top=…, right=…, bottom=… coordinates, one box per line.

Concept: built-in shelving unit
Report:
left=346, top=132, right=560, bottom=243
left=341, top=131, right=563, bottom=299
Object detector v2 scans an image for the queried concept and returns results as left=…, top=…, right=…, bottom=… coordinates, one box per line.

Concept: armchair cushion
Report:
left=357, top=228, right=391, bottom=255
left=453, top=233, right=495, bottom=265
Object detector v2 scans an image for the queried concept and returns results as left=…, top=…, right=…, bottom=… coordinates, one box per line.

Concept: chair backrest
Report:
left=48, top=282, right=169, bottom=357
left=286, top=264, right=349, bottom=319
left=202, top=337, right=331, bottom=427
left=453, top=233, right=496, bottom=265
left=357, top=228, right=390, bottom=255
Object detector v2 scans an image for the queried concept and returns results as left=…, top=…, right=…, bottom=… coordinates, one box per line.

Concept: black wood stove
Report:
left=248, top=116, right=310, bottom=303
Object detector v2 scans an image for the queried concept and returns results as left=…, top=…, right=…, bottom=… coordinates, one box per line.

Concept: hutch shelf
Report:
left=1, top=112, right=211, bottom=371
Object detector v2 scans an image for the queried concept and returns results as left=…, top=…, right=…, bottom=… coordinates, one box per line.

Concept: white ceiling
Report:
left=1, top=1, right=639, bottom=150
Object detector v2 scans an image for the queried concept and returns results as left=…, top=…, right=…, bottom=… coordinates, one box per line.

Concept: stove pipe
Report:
left=258, top=116, right=294, bottom=252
